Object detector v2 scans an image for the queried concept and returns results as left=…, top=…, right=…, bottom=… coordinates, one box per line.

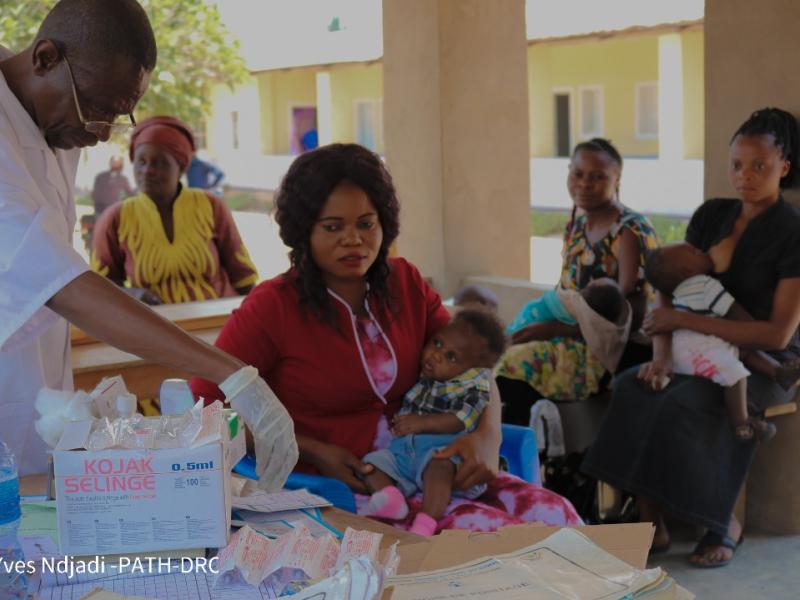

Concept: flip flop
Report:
left=689, top=531, right=743, bottom=568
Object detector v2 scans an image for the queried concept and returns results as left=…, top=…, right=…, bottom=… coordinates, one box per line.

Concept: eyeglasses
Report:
left=62, top=54, right=136, bottom=135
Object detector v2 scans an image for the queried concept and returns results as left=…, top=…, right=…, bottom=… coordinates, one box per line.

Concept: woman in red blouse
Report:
left=191, top=144, right=580, bottom=532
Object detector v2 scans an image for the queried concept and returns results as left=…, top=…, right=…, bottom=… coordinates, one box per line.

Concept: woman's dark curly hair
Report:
left=274, top=143, right=400, bottom=325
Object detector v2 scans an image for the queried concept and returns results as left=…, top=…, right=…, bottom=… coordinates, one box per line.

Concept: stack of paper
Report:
left=229, top=486, right=335, bottom=546
left=231, top=489, right=330, bottom=513
left=231, top=507, right=342, bottom=539
left=386, top=528, right=692, bottom=600
left=633, top=571, right=695, bottom=599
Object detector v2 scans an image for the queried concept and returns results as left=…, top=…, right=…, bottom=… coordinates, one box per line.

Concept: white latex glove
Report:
left=220, top=366, right=299, bottom=492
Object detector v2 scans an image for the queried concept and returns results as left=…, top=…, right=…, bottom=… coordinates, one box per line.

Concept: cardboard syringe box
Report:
left=53, top=411, right=243, bottom=556
left=54, top=443, right=230, bottom=556
left=396, top=522, right=655, bottom=575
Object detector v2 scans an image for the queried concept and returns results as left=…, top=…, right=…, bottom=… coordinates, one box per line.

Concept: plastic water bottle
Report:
left=0, top=441, right=20, bottom=526
left=0, top=442, right=27, bottom=598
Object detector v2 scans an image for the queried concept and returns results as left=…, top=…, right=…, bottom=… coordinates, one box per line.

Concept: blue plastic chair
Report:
left=234, top=423, right=539, bottom=513
left=499, top=423, right=540, bottom=485
left=233, top=458, right=357, bottom=512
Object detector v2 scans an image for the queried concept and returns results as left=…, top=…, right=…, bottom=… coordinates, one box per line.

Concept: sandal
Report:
left=689, top=531, right=743, bottom=568
left=734, top=418, right=776, bottom=443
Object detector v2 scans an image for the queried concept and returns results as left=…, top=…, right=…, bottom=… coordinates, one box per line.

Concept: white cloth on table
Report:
left=0, top=45, right=89, bottom=475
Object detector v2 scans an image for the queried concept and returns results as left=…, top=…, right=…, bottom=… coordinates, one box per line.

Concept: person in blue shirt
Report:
left=187, top=155, right=225, bottom=190
left=300, top=128, right=319, bottom=152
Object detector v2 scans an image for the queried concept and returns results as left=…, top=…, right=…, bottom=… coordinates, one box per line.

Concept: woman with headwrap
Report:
left=92, top=116, right=258, bottom=304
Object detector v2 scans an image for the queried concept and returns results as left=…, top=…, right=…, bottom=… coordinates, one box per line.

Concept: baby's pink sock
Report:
left=363, top=485, right=409, bottom=520
left=409, top=512, right=438, bottom=536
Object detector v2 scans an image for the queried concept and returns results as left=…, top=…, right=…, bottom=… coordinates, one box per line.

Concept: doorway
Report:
left=289, top=106, right=318, bottom=154
left=554, top=92, right=571, bottom=157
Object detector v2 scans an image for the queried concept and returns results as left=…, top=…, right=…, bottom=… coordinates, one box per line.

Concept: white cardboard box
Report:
left=54, top=421, right=235, bottom=555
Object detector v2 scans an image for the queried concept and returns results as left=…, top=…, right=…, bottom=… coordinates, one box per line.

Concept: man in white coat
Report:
left=0, top=0, right=297, bottom=485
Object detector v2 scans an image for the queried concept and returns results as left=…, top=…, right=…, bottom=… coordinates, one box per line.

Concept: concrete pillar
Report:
left=705, top=0, right=800, bottom=533
left=315, top=71, right=333, bottom=146
left=657, top=33, right=685, bottom=160
left=382, top=0, right=530, bottom=295
left=705, top=0, right=800, bottom=204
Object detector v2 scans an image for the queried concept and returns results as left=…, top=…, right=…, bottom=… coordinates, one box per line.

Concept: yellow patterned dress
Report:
left=91, top=188, right=258, bottom=303
left=495, top=207, right=658, bottom=401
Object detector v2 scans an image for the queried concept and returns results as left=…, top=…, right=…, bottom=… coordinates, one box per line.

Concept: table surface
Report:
left=70, top=296, right=244, bottom=346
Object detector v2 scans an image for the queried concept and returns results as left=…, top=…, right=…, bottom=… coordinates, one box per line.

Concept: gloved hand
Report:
left=219, top=366, right=298, bottom=491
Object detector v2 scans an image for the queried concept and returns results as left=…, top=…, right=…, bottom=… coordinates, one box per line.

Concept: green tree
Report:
left=0, top=0, right=248, bottom=126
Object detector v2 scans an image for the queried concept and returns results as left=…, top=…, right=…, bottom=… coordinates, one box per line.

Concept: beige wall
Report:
left=330, top=63, right=384, bottom=153
left=256, top=73, right=276, bottom=154
left=206, top=78, right=262, bottom=156
left=529, top=34, right=659, bottom=157
left=384, top=0, right=531, bottom=294
left=705, top=0, right=800, bottom=203
left=383, top=0, right=446, bottom=287
left=705, top=0, right=800, bottom=533
left=216, top=27, right=704, bottom=164
left=439, top=0, right=531, bottom=291
left=256, top=68, right=317, bottom=155
left=251, top=64, right=383, bottom=155
left=681, top=30, right=705, bottom=159
left=528, top=29, right=704, bottom=159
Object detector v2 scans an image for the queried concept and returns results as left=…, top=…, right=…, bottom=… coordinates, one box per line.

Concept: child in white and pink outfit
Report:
left=645, top=242, right=800, bottom=442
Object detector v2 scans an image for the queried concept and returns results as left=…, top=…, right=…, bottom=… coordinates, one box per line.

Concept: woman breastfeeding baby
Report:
left=584, top=107, right=800, bottom=567
left=191, top=143, right=581, bottom=534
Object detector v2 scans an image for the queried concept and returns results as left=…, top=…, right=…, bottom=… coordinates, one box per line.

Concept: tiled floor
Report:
left=649, top=527, right=800, bottom=599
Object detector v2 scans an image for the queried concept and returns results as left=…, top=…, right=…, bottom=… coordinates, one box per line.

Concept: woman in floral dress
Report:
left=497, top=139, right=658, bottom=424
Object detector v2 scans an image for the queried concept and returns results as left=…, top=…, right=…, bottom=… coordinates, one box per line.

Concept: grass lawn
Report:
left=531, top=208, right=688, bottom=243
left=223, top=188, right=274, bottom=212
